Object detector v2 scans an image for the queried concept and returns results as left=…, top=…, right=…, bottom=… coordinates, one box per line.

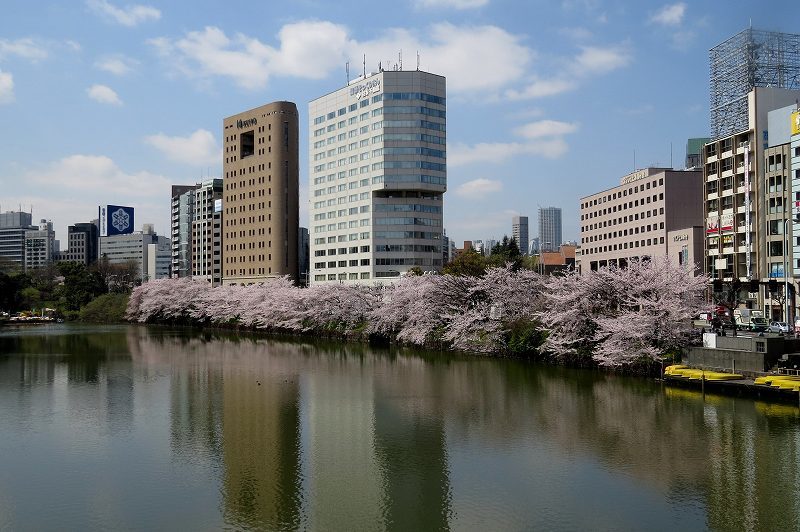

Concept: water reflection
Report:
left=1, top=324, right=799, bottom=530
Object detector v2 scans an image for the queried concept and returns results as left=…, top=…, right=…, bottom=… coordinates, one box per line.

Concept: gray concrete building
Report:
left=100, top=224, right=171, bottom=282
left=24, top=220, right=56, bottom=271
left=171, top=184, right=196, bottom=278
left=580, top=168, right=703, bottom=273
left=62, top=222, right=99, bottom=265
left=0, top=211, right=36, bottom=270
left=192, top=178, right=223, bottom=284
left=309, top=69, right=446, bottom=283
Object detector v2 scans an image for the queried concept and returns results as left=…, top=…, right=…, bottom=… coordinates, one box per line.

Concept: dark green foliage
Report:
left=441, top=248, right=486, bottom=276
left=78, top=293, right=130, bottom=323
left=505, top=319, right=546, bottom=355
left=488, top=235, right=523, bottom=269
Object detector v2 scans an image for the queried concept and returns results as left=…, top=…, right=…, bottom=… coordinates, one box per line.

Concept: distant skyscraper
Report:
left=512, top=216, right=529, bottom=254
left=538, top=207, right=562, bottom=253
left=24, top=219, right=55, bottom=270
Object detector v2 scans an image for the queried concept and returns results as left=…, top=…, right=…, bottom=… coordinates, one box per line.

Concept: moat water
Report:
left=1, top=324, right=798, bottom=531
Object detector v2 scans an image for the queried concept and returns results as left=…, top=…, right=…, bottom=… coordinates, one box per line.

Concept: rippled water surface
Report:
left=1, top=324, right=799, bottom=531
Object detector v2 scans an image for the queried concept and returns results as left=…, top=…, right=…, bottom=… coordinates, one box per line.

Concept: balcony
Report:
left=707, top=192, right=719, bottom=201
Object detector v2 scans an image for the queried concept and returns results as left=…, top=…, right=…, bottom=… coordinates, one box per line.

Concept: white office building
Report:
left=309, top=69, right=446, bottom=283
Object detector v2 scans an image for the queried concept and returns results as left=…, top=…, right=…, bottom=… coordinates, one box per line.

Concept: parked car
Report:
left=768, top=321, right=790, bottom=333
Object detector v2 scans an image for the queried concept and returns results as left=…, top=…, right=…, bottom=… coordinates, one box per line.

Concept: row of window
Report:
left=312, top=146, right=445, bottom=163
left=581, top=208, right=663, bottom=232
left=313, top=93, right=446, bottom=125
left=315, top=259, right=371, bottom=268
left=314, top=272, right=372, bottom=281
left=581, top=178, right=664, bottom=209
left=582, top=193, right=663, bottom=220
left=583, top=222, right=665, bottom=243
left=583, top=237, right=666, bottom=256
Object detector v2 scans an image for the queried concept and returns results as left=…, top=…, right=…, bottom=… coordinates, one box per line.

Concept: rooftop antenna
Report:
left=363, top=54, right=366, bottom=77
left=399, top=49, right=402, bottom=71
left=416, top=51, right=420, bottom=71
left=346, top=62, right=350, bottom=84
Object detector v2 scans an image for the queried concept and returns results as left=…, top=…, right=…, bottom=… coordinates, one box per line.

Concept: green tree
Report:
left=57, top=261, right=107, bottom=311
left=406, top=266, right=424, bottom=276
left=487, top=235, right=523, bottom=269
left=442, top=248, right=487, bottom=277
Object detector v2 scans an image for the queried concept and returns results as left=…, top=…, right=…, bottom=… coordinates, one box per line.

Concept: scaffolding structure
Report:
left=709, top=28, right=800, bottom=139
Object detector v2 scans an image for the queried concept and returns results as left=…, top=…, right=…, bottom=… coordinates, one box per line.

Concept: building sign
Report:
left=720, top=212, right=734, bottom=232
left=620, top=169, right=649, bottom=185
left=792, top=111, right=800, bottom=136
left=236, top=118, right=257, bottom=129
left=350, top=78, right=381, bottom=100
left=673, top=234, right=689, bottom=242
left=214, top=199, right=223, bottom=213
left=99, top=204, right=134, bottom=237
left=706, top=215, right=719, bottom=233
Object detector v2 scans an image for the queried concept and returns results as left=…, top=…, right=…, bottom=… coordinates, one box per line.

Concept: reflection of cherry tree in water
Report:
left=127, top=258, right=707, bottom=367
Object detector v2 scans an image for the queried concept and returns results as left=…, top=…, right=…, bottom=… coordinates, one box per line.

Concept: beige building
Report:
left=703, top=88, right=800, bottom=318
left=222, top=102, right=299, bottom=284
left=579, top=168, right=703, bottom=273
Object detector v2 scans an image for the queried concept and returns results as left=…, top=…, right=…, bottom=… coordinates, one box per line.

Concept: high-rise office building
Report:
left=24, top=219, right=56, bottom=270
left=309, top=69, right=446, bottom=283
left=171, top=185, right=196, bottom=278
left=222, top=101, right=299, bottom=284
left=0, top=211, right=35, bottom=269
left=192, top=178, right=223, bottom=284
left=298, top=227, right=309, bottom=286
left=538, top=207, right=562, bottom=253
left=512, top=216, right=529, bottom=254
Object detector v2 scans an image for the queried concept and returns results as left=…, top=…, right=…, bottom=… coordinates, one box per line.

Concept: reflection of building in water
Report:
left=105, top=370, right=134, bottom=434
left=169, top=360, right=224, bottom=463
left=220, top=354, right=302, bottom=530
left=302, top=357, right=383, bottom=529
left=372, top=359, right=451, bottom=530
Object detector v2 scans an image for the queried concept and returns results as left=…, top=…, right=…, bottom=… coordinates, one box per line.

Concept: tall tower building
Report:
left=538, top=207, right=562, bottom=253
left=192, top=178, right=223, bottom=284
left=171, top=184, right=196, bottom=278
left=512, top=215, right=529, bottom=254
left=309, top=69, right=446, bottom=284
left=222, top=101, right=300, bottom=284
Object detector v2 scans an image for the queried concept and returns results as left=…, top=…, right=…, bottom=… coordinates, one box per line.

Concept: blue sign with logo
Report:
left=99, top=205, right=134, bottom=236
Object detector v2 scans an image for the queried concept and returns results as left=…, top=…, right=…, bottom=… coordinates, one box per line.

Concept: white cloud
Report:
left=449, top=119, right=578, bottom=166
left=144, top=129, right=220, bottom=166
left=572, top=44, right=631, bottom=74
left=515, top=119, right=579, bottom=139
left=0, top=38, right=48, bottom=61
left=506, top=78, right=577, bottom=100
left=149, top=21, right=531, bottom=93
left=0, top=70, right=14, bottom=104
left=86, top=0, right=160, bottom=27
left=28, top=155, right=169, bottom=194
left=650, top=3, right=686, bottom=26
left=65, top=40, right=82, bottom=52
left=10, top=155, right=172, bottom=241
left=95, top=55, right=138, bottom=75
left=414, top=0, right=488, bottom=9
left=87, top=84, right=122, bottom=105
left=455, top=178, right=503, bottom=198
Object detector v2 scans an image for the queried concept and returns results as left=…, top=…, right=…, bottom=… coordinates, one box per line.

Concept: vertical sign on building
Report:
left=744, top=145, right=751, bottom=278
left=99, top=205, right=135, bottom=237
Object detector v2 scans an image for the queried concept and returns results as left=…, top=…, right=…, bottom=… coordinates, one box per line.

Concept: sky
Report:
left=0, top=0, right=797, bottom=247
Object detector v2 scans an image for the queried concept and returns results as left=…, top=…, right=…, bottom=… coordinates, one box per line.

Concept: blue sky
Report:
left=0, top=0, right=796, bottom=247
